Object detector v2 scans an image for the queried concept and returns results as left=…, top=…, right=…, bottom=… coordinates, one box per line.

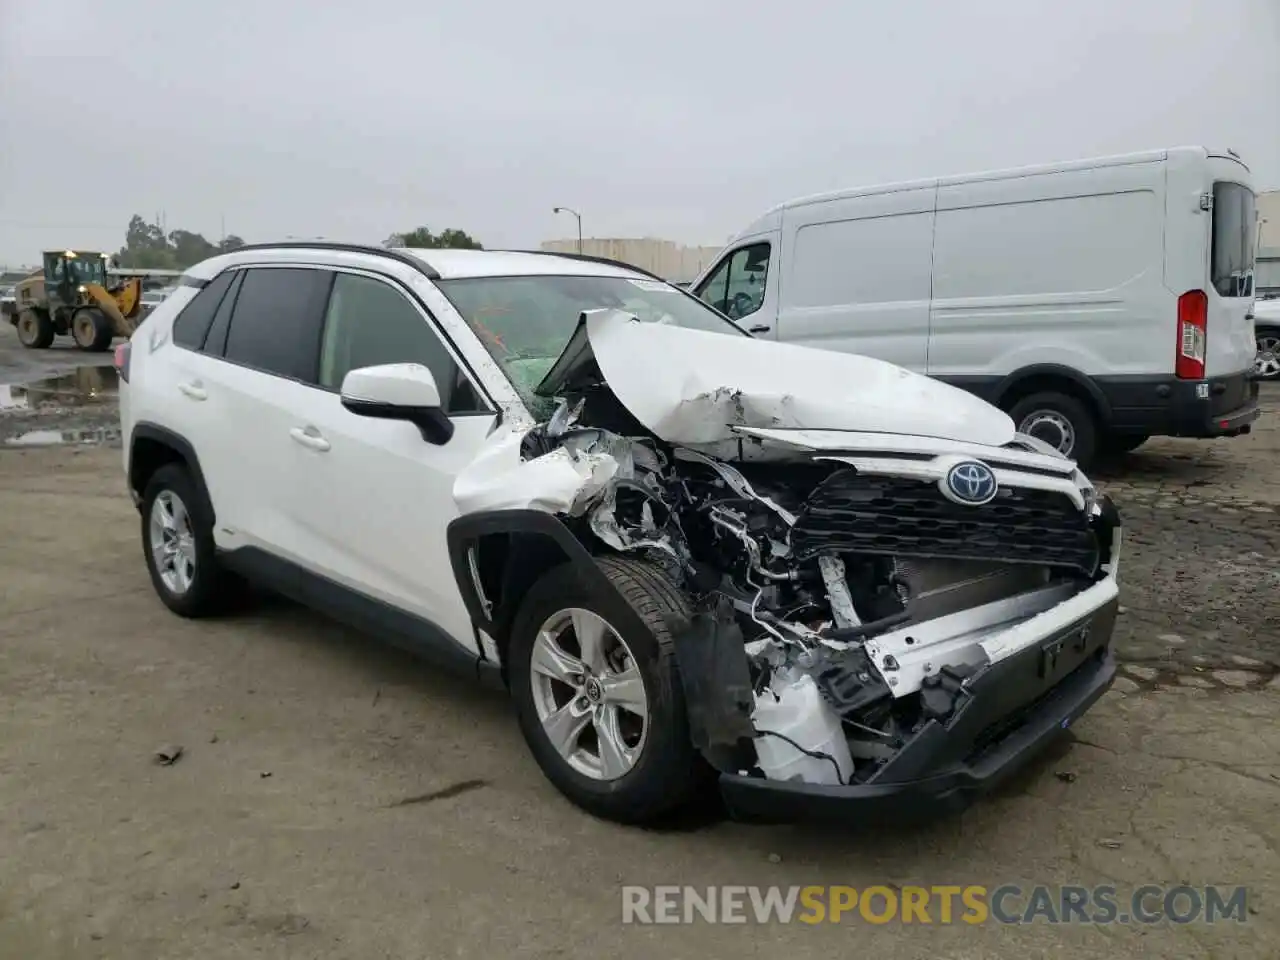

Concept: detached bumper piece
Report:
left=720, top=595, right=1119, bottom=825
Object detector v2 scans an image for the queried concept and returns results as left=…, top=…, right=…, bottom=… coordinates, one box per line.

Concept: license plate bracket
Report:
left=1039, top=619, right=1094, bottom=680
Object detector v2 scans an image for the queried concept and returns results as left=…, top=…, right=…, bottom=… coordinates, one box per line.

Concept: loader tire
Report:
left=71, top=308, right=113, bottom=352
left=16, top=309, right=54, bottom=349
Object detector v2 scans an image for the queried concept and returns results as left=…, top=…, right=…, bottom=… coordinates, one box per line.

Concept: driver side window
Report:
left=694, top=242, right=770, bottom=320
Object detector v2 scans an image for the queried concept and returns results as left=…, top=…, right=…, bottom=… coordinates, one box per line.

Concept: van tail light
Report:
left=114, top=342, right=131, bottom=383
left=1175, top=290, right=1207, bottom=380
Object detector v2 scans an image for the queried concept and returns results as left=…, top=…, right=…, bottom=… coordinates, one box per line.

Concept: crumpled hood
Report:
left=537, top=309, right=1015, bottom=448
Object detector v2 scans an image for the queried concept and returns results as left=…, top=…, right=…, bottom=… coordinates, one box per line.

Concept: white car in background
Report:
left=139, top=284, right=179, bottom=315
left=1255, top=298, right=1280, bottom=381
left=116, top=242, right=1123, bottom=826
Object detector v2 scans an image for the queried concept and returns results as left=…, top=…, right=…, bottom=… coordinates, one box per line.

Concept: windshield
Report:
left=67, top=257, right=107, bottom=285
left=436, top=274, right=745, bottom=413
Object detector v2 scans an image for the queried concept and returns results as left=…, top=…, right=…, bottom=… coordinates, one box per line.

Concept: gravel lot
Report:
left=1, top=322, right=1278, bottom=959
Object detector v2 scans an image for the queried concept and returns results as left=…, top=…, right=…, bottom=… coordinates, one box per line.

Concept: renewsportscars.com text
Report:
left=621, top=884, right=1248, bottom=925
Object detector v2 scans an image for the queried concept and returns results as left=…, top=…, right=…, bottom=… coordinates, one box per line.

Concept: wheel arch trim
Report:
left=992, top=364, right=1113, bottom=424
left=446, top=511, right=621, bottom=670
left=128, top=422, right=215, bottom=523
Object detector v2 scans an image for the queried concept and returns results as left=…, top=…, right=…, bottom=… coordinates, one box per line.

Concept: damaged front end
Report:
left=452, top=310, right=1121, bottom=823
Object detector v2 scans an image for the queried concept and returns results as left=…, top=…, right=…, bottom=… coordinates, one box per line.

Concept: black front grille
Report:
left=791, top=470, right=1098, bottom=574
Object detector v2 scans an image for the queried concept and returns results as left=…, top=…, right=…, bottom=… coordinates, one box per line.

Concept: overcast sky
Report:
left=1, top=0, right=1277, bottom=264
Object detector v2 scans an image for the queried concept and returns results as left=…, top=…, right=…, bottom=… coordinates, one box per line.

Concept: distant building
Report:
left=540, top=237, right=723, bottom=284
left=1, top=266, right=35, bottom=284
left=1258, top=190, right=1280, bottom=298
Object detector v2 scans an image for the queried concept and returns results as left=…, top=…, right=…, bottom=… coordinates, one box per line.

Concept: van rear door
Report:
left=1204, top=176, right=1258, bottom=377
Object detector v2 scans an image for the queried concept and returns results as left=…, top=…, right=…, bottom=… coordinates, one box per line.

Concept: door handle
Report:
left=748, top=324, right=771, bottom=334
left=289, top=427, right=331, bottom=452
left=178, top=381, right=207, bottom=401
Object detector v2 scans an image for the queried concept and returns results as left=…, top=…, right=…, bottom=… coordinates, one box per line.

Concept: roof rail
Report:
left=226, top=241, right=440, bottom=280
left=509, top=249, right=669, bottom=283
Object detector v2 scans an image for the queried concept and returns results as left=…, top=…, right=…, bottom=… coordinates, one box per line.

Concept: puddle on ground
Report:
left=2, top=426, right=122, bottom=448
left=0, top=366, right=119, bottom=411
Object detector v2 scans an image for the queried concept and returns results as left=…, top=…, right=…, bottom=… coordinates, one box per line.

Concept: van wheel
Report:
left=1008, top=392, right=1097, bottom=466
left=507, top=556, right=711, bottom=825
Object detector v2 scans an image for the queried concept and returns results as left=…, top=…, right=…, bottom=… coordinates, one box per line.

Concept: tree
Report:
left=167, top=229, right=218, bottom=267
left=114, top=216, right=245, bottom=270
left=384, top=226, right=483, bottom=249
left=116, top=215, right=177, bottom=269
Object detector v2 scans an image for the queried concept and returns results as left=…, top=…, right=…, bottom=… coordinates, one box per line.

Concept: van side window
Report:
left=695, top=243, right=770, bottom=320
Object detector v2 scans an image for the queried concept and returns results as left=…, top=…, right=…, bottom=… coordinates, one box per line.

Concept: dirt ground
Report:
left=1, top=322, right=1279, bottom=958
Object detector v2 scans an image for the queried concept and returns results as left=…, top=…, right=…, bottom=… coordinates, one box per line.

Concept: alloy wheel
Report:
left=1256, top=333, right=1280, bottom=380
left=528, top=607, right=649, bottom=781
left=149, top=490, right=197, bottom=595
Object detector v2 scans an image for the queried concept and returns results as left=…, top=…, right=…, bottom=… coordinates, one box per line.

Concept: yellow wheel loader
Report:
left=1, top=250, right=144, bottom=352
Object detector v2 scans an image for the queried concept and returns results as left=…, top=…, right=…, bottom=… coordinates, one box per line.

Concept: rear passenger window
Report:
left=172, top=271, right=236, bottom=349
left=319, top=272, right=487, bottom=413
left=222, top=268, right=332, bottom=381
left=201, top=271, right=244, bottom=357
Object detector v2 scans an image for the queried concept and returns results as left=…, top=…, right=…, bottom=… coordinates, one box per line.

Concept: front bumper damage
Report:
left=719, top=581, right=1118, bottom=824
left=660, top=480, right=1124, bottom=825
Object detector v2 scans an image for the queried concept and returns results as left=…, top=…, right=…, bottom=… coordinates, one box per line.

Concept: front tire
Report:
left=1008, top=391, right=1098, bottom=467
left=141, top=464, right=241, bottom=618
left=508, top=556, right=710, bottom=824
left=15, top=309, right=54, bottom=349
left=71, top=308, right=113, bottom=352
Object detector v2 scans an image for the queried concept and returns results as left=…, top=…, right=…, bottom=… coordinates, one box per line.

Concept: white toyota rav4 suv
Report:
left=117, top=242, right=1123, bottom=826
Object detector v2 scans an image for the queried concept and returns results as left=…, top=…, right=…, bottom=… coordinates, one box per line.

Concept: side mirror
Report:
left=339, top=363, right=454, bottom=445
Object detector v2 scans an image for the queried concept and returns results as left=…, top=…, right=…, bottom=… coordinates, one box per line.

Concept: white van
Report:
left=690, top=146, right=1260, bottom=466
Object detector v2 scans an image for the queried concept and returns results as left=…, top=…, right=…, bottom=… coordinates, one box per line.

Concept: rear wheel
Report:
left=508, top=556, right=710, bottom=824
left=71, top=308, right=113, bottom=352
left=1007, top=391, right=1098, bottom=467
left=1256, top=328, right=1280, bottom=381
left=141, top=464, right=243, bottom=618
left=15, top=309, right=54, bottom=349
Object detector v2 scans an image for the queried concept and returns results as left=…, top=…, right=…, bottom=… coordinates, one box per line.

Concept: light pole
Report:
left=553, top=206, right=583, bottom=253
